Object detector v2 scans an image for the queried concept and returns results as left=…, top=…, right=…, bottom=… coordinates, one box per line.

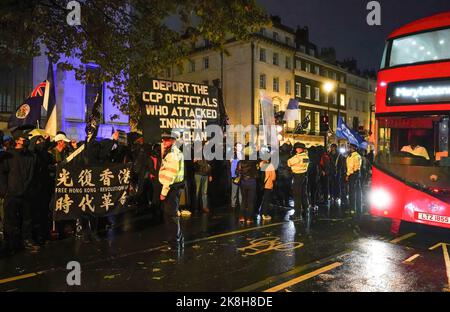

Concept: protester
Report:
left=329, top=144, right=347, bottom=205
left=158, top=131, right=185, bottom=247
left=193, top=153, right=212, bottom=214
left=236, top=146, right=259, bottom=224
left=319, top=146, right=331, bottom=205
left=230, top=144, right=242, bottom=209
left=307, top=146, right=320, bottom=211
left=0, top=131, right=38, bottom=253
left=346, top=144, right=362, bottom=216
left=275, top=143, right=292, bottom=208
left=288, top=142, right=310, bottom=220
left=259, top=157, right=276, bottom=221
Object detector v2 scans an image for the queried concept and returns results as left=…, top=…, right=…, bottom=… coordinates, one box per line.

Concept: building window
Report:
left=189, top=60, right=195, bottom=72
left=305, top=85, right=311, bottom=99
left=259, top=74, right=266, bottom=89
left=305, top=63, right=311, bottom=73
left=348, top=97, right=352, bottom=109
left=260, top=48, right=266, bottom=62
left=295, top=59, right=301, bottom=69
left=362, top=100, right=367, bottom=112
left=324, top=92, right=329, bottom=103
left=285, top=80, right=291, bottom=95
left=285, top=37, right=291, bottom=46
left=323, top=69, right=328, bottom=77
left=333, top=115, right=338, bottom=130
left=332, top=92, right=337, bottom=105
left=273, top=77, right=279, bottom=92
left=260, top=28, right=266, bottom=36
left=295, top=82, right=301, bottom=98
left=355, top=99, right=359, bottom=111
left=309, top=48, right=315, bottom=56
left=273, top=53, right=279, bottom=66
left=314, top=65, right=320, bottom=75
left=285, top=56, right=291, bottom=69
left=203, top=57, right=209, bottom=69
left=315, top=111, right=320, bottom=133
left=314, top=87, right=320, bottom=101
left=273, top=32, right=279, bottom=41
left=300, top=45, right=306, bottom=53
left=340, top=94, right=345, bottom=107
left=305, top=110, right=311, bottom=131
left=333, top=72, right=337, bottom=80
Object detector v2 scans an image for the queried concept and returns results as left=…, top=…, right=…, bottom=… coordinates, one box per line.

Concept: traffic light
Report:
left=320, top=115, right=329, bottom=132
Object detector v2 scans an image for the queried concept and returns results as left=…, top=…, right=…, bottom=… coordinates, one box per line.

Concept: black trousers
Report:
left=276, top=176, right=291, bottom=207
left=293, top=174, right=309, bottom=214
left=240, top=179, right=256, bottom=220
left=260, top=189, right=273, bottom=216
left=320, top=175, right=329, bottom=202
left=4, top=196, right=32, bottom=249
left=162, top=185, right=183, bottom=242
left=348, top=173, right=362, bottom=214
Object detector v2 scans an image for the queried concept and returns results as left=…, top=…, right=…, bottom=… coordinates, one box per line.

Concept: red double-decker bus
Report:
left=370, top=12, right=450, bottom=230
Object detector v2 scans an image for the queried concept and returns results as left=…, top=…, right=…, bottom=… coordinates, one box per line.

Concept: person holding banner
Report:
left=346, top=144, right=362, bottom=217
left=159, top=131, right=185, bottom=247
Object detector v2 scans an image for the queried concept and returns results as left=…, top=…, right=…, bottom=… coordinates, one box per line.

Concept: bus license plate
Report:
left=415, top=212, right=450, bottom=224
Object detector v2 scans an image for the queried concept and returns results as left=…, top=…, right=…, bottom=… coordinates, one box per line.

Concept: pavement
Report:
left=0, top=202, right=449, bottom=292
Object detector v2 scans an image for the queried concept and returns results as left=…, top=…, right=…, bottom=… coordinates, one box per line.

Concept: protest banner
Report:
left=139, top=78, right=221, bottom=143
left=54, top=163, right=132, bottom=220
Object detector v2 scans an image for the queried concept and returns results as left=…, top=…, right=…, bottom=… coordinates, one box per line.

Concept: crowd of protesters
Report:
left=0, top=127, right=373, bottom=254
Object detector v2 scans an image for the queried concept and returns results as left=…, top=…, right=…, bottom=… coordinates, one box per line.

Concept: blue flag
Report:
left=8, top=81, right=46, bottom=129
left=336, top=117, right=368, bottom=149
left=284, top=99, right=299, bottom=121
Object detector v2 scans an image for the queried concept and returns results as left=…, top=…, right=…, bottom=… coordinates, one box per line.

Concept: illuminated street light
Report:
left=323, top=82, right=335, bottom=93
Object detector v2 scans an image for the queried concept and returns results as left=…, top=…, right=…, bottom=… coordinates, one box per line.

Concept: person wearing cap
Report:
left=346, top=143, right=362, bottom=216
left=0, top=131, right=38, bottom=253
left=158, top=131, right=185, bottom=247
left=287, top=142, right=310, bottom=220
left=50, top=133, right=71, bottom=164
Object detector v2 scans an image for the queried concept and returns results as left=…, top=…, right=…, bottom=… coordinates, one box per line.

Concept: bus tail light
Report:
left=369, top=188, right=393, bottom=210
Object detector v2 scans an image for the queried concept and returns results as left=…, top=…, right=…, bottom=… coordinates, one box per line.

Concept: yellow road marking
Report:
left=263, top=262, right=342, bottom=292
left=390, top=233, right=416, bottom=244
left=429, top=243, right=450, bottom=291
left=403, top=254, right=420, bottom=264
left=190, top=219, right=301, bottom=243
left=0, top=271, right=45, bottom=285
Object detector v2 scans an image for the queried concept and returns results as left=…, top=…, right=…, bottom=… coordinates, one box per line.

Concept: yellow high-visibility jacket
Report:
left=346, top=151, right=362, bottom=176
left=159, top=145, right=184, bottom=196
left=287, top=152, right=309, bottom=174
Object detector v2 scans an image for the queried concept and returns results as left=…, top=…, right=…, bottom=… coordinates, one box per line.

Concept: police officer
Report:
left=287, top=142, right=310, bottom=220
left=159, top=131, right=185, bottom=247
left=346, top=143, right=362, bottom=216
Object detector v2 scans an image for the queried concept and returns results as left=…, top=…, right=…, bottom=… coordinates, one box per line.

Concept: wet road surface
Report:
left=0, top=204, right=449, bottom=292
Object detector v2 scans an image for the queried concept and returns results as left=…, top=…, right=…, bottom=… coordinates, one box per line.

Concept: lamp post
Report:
left=323, top=82, right=335, bottom=146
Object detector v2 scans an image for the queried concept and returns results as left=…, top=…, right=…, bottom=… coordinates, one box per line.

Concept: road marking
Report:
left=237, top=237, right=303, bottom=256
left=403, top=254, right=420, bottom=264
left=0, top=271, right=45, bottom=285
left=390, top=233, right=416, bottom=244
left=429, top=243, right=450, bottom=291
left=263, top=262, right=342, bottom=292
left=189, top=219, right=301, bottom=244
left=0, top=220, right=299, bottom=286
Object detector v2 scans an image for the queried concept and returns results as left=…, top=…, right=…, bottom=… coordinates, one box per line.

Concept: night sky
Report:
left=257, top=0, right=450, bottom=71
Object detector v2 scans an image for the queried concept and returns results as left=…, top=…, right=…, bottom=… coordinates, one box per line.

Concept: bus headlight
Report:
left=369, top=188, right=393, bottom=210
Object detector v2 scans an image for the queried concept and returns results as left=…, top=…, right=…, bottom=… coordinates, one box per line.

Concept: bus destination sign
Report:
left=387, top=78, right=450, bottom=106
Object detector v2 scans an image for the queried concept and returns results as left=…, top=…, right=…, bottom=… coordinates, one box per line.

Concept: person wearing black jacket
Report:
left=29, top=135, right=54, bottom=244
left=193, top=158, right=212, bottom=213
left=0, top=132, right=38, bottom=252
left=236, top=146, right=259, bottom=224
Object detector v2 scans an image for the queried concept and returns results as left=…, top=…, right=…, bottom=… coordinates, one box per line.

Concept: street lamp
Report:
left=322, top=82, right=335, bottom=146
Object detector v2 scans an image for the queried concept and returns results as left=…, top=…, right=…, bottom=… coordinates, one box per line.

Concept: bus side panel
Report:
left=371, top=167, right=450, bottom=229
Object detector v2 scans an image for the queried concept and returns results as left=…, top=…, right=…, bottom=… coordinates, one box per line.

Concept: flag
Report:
left=336, top=117, right=368, bottom=149
left=284, top=99, right=299, bottom=121
left=294, top=114, right=310, bottom=134
left=7, top=82, right=46, bottom=129
left=85, top=92, right=102, bottom=142
left=44, top=60, right=57, bottom=135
